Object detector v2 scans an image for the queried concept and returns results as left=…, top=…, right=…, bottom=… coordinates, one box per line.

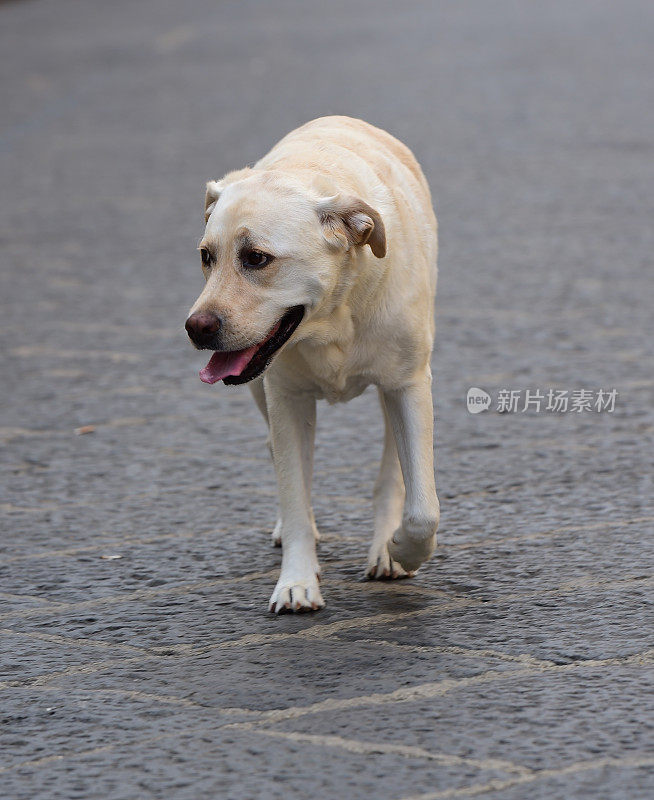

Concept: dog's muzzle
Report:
left=188, top=305, right=305, bottom=386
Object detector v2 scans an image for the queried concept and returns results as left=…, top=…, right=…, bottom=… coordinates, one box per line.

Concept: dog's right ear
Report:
left=204, top=180, right=224, bottom=223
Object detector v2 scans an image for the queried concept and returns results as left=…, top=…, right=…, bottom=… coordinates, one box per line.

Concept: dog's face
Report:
left=185, top=170, right=385, bottom=385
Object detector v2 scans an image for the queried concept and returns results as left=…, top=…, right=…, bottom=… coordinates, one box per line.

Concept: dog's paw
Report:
left=366, top=541, right=414, bottom=580
left=388, top=528, right=436, bottom=573
left=269, top=572, right=324, bottom=613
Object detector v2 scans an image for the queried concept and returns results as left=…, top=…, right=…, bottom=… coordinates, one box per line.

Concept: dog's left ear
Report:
left=204, top=167, right=255, bottom=223
left=204, top=180, right=224, bottom=222
left=317, top=194, right=386, bottom=258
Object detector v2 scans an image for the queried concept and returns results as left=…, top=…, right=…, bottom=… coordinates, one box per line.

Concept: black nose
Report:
left=185, top=311, right=221, bottom=343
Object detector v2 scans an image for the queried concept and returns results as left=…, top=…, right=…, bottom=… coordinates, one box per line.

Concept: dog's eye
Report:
left=200, top=247, right=212, bottom=268
left=241, top=250, right=272, bottom=270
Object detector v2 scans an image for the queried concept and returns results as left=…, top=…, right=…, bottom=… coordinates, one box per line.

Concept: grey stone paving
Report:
left=1, top=0, right=653, bottom=798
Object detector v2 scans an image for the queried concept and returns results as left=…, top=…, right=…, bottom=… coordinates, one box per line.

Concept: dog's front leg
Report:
left=265, top=378, right=324, bottom=613
left=381, top=369, right=440, bottom=573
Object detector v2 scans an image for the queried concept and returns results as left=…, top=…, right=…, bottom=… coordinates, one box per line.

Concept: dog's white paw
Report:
left=388, top=527, right=436, bottom=573
left=269, top=572, right=324, bottom=613
left=366, top=540, right=414, bottom=579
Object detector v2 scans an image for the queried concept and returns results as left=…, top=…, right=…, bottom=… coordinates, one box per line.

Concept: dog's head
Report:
left=185, top=169, right=386, bottom=385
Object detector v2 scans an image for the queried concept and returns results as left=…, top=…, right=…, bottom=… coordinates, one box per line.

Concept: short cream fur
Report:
left=187, top=116, right=439, bottom=613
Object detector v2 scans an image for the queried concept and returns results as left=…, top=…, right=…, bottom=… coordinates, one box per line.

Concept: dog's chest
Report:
left=289, top=338, right=375, bottom=403
left=318, top=373, right=371, bottom=404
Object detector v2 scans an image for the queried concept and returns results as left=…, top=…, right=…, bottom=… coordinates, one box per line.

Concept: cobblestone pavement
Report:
left=1, top=0, right=653, bottom=798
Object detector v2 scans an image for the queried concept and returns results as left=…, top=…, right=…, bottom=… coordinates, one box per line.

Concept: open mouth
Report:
left=199, top=305, right=304, bottom=386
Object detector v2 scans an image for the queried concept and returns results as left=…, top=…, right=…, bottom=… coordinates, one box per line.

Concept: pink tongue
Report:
left=199, top=344, right=259, bottom=384
left=199, top=320, right=283, bottom=385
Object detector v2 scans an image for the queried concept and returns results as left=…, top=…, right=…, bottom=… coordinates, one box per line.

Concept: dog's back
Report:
left=255, top=116, right=438, bottom=395
left=258, top=116, right=438, bottom=299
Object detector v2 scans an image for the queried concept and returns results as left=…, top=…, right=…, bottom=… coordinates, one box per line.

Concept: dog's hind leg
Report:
left=366, top=389, right=411, bottom=579
left=250, top=375, right=269, bottom=425
left=250, top=378, right=283, bottom=547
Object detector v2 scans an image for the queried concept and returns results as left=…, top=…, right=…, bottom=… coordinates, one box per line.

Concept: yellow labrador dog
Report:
left=185, top=116, right=439, bottom=613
